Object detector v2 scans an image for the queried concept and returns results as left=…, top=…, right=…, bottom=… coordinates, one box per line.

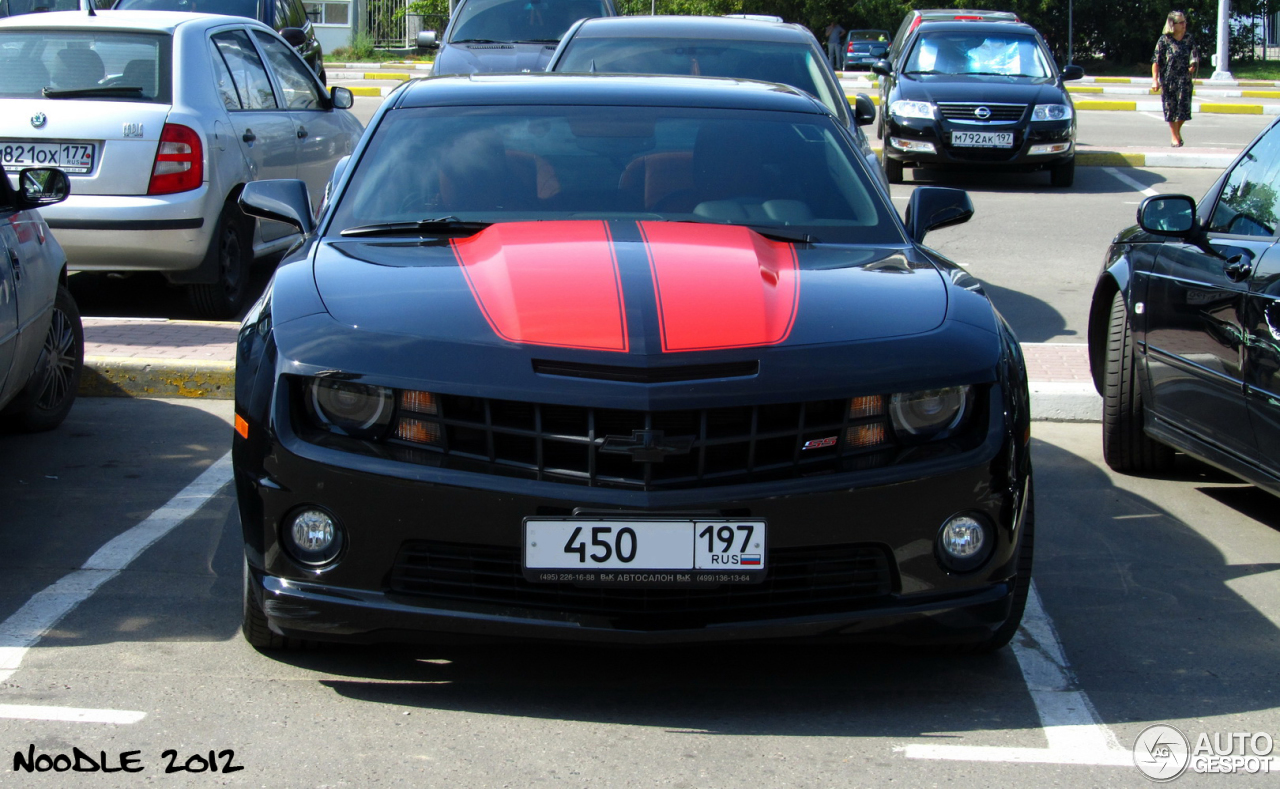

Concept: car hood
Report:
left=895, top=74, right=1066, bottom=105
left=432, top=41, right=559, bottom=75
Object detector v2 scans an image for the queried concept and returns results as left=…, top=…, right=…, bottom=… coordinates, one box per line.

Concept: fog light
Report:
left=1029, top=142, right=1072, bottom=155
left=890, top=137, right=936, bottom=154
left=937, top=513, right=992, bottom=572
left=285, top=507, right=344, bottom=566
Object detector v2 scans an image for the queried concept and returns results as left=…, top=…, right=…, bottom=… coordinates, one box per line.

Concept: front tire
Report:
left=1049, top=157, right=1075, bottom=188
left=188, top=202, right=251, bottom=320
left=0, top=284, right=83, bottom=432
left=1102, top=291, right=1175, bottom=472
left=884, top=155, right=904, bottom=184
left=242, top=557, right=316, bottom=651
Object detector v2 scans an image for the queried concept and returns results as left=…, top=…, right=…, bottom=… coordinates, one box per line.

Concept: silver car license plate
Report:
left=0, top=140, right=96, bottom=173
left=523, top=518, right=767, bottom=585
left=951, top=131, right=1013, bottom=148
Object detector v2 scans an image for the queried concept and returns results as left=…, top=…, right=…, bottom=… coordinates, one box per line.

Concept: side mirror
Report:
left=904, top=186, right=973, bottom=243
left=870, top=58, right=892, bottom=77
left=329, top=85, right=354, bottom=109
left=1137, top=194, right=1196, bottom=236
left=280, top=27, right=308, bottom=49
left=17, top=167, right=70, bottom=208
left=851, top=93, right=876, bottom=126
left=417, top=30, right=438, bottom=49
left=240, top=179, right=314, bottom=235
left=1061, top=64, right=1084, bottom=81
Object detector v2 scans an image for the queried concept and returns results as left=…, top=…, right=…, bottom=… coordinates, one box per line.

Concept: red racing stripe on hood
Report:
left=639, top=222, right=800, bottom=352
left=452, top=221, right=629, bottom=352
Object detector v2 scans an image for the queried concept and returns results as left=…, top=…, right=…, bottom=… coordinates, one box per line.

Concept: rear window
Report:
left=330, top=105, right=898, bottom=245
left=554, top=38, right=843, bottom=122
left=114, top=0, right=259, bottom=17
left=450, top=0, right=611, bottom=44
left=0, top=30, right=172, bottom=102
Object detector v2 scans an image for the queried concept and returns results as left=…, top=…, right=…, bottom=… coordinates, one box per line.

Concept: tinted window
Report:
left=554, top=38, right=842, bottom=120
left=115, top=0, right=259, bottom=16
left=1208, top=124, right=1280, bottom=237
left=331, top=106, right=896, bottom=244
left=275, top=0, right=307, bottom=28
left=905, top=30, right=1050, bottom=77
left=212, top=29, right=277, bottom=109
left=0, top=30, right=171, bottom=102
left=451, top=0, right=610, bottom=43
left=253, top=30, right=321, bottom=108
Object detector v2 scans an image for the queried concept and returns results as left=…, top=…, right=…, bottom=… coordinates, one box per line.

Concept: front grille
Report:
left=389, top=541, right=895, bottom=629
left=422, top=394, right=891, bottom=489
left=937, top=102, right=1026, bottom=122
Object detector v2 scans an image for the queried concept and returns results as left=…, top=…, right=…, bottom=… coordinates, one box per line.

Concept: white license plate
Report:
left=951, top=131, right=1013, bottom=148
left=0, top=141, right=96, bottom=173
left=524, top=518, right=766, bottom=585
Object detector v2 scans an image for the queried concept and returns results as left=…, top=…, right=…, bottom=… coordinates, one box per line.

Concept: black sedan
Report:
left=872, top=20, right=1083, bottom=186
left=1088, top=115, right=1280, bottom=496
left=232, top=74, right=1033, bottom=651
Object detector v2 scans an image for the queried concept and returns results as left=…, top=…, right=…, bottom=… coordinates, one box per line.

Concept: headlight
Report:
left=1031, top=103, right=1072, bottom=121
left=890, top=386, right=971, bottom=438
left=890, top=100, right=936, bottom=120
left=306, top=379, right=395, bottom=439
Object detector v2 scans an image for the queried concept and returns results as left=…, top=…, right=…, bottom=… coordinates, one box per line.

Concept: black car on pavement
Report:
left=873, top=20, right=1083, bottom=186
left=1089, top=115, right=1280, bottom=496
left=427, top=0, right=616, bottom=76
left=232, top=74, right=1033, bottom=652
left=112, top=0, right=325, bottom=81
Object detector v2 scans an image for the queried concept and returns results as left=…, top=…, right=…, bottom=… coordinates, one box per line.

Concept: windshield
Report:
left=905, top=30, right=1051, bottom=77
left=329, top=105, right=896, bottom=244
left=450, top=0, right=610, bottom=43
left=554, top=38, right=844, bottom=122
left=114, top=0, right=259, bottom=17
left=0, top=30, right=171, bottom=102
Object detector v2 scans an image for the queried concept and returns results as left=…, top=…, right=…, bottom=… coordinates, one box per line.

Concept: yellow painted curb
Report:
left=1076, top=151, right=1144, bottom=167
left=1241, top=90, right=1280, bottom=98
left=81, top=358, right=235, bottom=399
left=1093, top=77, right=1134, bottom=83
left=1200, top=103, right=1264, bottom=114
left=1074, top=100, right=1137, bottom=111
left=848, top=94, right=880, bottom=105
left=1238, top=81, right=1277, bottom=87
left=348, top=86, right=386, bottom=97
left=1067, top=86, right=1103, bottom=93
left=364, top=72, right=411, bottom=80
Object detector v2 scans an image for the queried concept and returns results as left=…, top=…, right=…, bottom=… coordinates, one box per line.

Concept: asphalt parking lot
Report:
left=3, top=85, right=1279, bottom=786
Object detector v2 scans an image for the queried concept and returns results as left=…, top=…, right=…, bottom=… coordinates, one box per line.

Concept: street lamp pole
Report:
left=1211, top=0, right=1234, bottom=81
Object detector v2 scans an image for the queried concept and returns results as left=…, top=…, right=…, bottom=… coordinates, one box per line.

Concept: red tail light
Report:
left=147, top=123, right=204, bottom=195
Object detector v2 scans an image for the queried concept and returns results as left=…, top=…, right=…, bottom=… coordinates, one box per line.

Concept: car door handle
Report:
left=1224, top=254, right=1254, bottom=282
left=242, top=128, right=256, bottom=143
left=296, top=126, right=309, bottom=139
left=8, top=247, right=20, bottom=283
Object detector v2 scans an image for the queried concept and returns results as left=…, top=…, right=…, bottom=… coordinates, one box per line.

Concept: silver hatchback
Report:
left=0, top=10, right=364, bottom=317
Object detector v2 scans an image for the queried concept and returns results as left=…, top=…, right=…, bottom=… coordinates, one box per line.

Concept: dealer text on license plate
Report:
left=951, top=131, right=1013, bottom=148
left=1, top=141, right=95, bottom=173
left=523, top=518, right=766, bottom=586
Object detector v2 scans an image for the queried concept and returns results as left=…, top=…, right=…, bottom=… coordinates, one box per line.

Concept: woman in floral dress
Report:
left=1151, top=10, right=1199, bottom=147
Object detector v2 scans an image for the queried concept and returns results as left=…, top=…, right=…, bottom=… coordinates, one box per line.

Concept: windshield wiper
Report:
left=42, top=85, right=145, bottom=99
left=340, top=217, right=492, bottom=238
left=454, top=38, right=506, bottom=44
left=516, top=39, right=560, bottom=44
left=902, top=69, right=947, bottom=76
left=672, top=219, right=816, bottom=244
left=966, top=71, right=1034, bottom=77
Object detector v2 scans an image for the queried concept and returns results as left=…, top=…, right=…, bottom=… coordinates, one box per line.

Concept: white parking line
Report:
left=899, top=582, right=1133, bottom=766
left=1103, top=166, right=1159, bottom=197
left=0, top=452, right=233, bottom=703
left=0, top=705, right=146, bottom=725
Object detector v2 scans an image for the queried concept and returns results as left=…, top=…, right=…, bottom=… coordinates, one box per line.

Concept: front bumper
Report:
left=235, top=384, right=1031, bottom=646
left=883, top=115, right=1074, bottom=171
left=39, top=186, right=213, bottom=272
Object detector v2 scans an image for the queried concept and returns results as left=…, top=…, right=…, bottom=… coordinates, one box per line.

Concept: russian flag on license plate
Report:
left=740, top=555, right=762, bottom=566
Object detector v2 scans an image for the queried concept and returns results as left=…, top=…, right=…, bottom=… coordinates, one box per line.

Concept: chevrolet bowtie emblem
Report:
left=599, top=429, right=694, bottom=463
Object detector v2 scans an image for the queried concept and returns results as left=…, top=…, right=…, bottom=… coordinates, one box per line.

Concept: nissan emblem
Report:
left=31, top=112, right=47, bottom=129
left=975, top=107, right=992, bottom=120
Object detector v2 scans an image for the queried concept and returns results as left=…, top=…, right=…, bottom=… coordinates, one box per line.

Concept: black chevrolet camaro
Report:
left=232, top=74, right=1033, bottom=651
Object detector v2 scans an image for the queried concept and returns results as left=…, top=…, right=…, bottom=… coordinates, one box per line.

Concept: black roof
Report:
left=567, top=14, right=812, bottom=43
left=395, top=73, right=829, bottom=114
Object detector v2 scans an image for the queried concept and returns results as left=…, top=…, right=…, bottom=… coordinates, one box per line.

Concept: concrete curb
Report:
left=347, top=85, right=400, bottom=97
left=867, top=144, right=1234, bottom=169
left=80, top=357, right=235, bottom=399
left=1030, top=383, right=1102, bottom=423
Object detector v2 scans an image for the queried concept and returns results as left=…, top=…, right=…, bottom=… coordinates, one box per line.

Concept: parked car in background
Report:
left=546, top=15, right=888, bottom=192
left=873, top=20, right=1082, bottom=186
left=886, top=7, right=1019, bottom=66
left=1, top=0, right=81, bottom=17
left=1089, top=115, right=1280, bottom=498
left=0, top=167, right=83, bottom=432
left=232, top=73, right=1033, bottom=652
left=425, top=0, right=616, bottom=76
left=842, top=29, right=889, bottom=71
left=0, top=11, right=363, bottom=318
left=112, top=0, right=325, bottom=82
